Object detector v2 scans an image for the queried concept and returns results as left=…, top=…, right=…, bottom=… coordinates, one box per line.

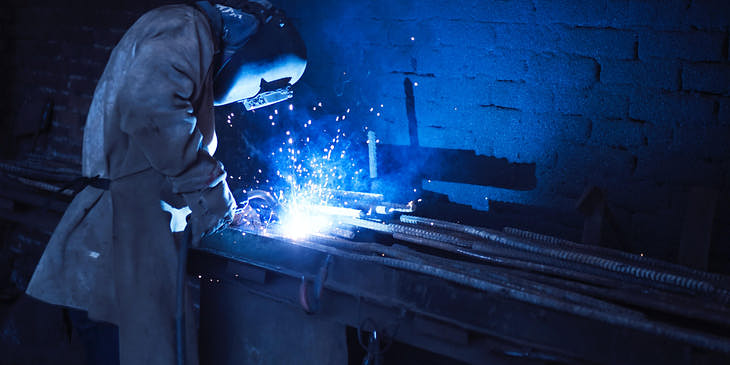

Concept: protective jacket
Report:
left=26, top=5, right=236, bottom=364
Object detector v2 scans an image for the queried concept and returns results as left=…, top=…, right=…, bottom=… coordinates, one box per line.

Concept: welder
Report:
left=25, top=1, right=306, bottom=364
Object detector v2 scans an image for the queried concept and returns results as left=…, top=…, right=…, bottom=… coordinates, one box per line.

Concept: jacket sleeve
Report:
left=117, top=12, right=236, bottom=240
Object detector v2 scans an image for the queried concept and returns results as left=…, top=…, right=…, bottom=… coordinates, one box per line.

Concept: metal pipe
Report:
left=503, top=226, right=730, bottom=286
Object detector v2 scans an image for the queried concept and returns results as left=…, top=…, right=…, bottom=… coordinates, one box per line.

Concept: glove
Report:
left=231, top=203, right=264, bottom=230
left=183, top=180, right=236, bottom=246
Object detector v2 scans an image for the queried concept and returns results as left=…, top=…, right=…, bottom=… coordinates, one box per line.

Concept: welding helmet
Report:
left=212, top=1, right=307, bottom=108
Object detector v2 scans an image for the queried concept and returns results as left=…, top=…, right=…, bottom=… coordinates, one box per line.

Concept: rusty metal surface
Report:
left=193, top=225, right=730, bottom=365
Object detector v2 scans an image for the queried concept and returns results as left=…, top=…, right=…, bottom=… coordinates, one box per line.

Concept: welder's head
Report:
left=213, top=0, right=307, bottom=108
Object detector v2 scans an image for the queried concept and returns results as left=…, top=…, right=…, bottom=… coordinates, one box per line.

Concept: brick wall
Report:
left=273, top=0, right=730, bottom=268
left=2, top=0, right=730, bottom=270
left=0, top=0, right=178, bottom=161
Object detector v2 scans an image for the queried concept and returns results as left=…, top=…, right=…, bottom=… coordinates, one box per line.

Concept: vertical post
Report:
left=404, top=77, right=419, bottom=147
left=367, top=131, right=378, bottom=179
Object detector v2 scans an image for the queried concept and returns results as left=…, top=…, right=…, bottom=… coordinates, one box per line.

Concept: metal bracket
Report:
left=298, top=254, right=333, bottom=314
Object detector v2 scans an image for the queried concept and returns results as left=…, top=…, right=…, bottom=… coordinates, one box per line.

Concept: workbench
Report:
left=191, top=225, right=730, bottom=365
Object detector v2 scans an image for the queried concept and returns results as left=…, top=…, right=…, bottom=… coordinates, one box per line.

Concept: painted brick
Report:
left=65, top=93, right=93, bottom=114
left=642, top=122, right=674, bottom=147
left=360, top=45, right=414, bottom=74
left=607, top=180, right=672, bottom=213
left=629, top=90, right=715, bottom=124
left=542, top=171, right=587, bottom=200
left=526, top=113, right=592, bottom=145
left=465, top=107, right=524, bottom=158
left=533, top=0, right=608, bottom=27
left=330, top=18, right=387, bottom=48
left=682, top=63, right=730, bottom=95
left=91, top=28, right=126, bottom=48
left=526, top=53, right=599, bottom=88
left=554, top=144, right=636, bottom=183
left=472, top=0, right=538, bottom=24
left=600, top=60, right=681, bottom=91
left=53, top=110, right=86, bottom=130
left=685, top=0, right=730, bottom=30
left=418, top=48, right=529, bottom=80
left=14, top=68, right=68, bottom=91
left=414, top=76, right=491, bottom=107
left=487, top=81, right=554, bottom=112
left=471, top=49, right=531, bottom=80
left=672, top=124, right=730, bottom=160
left=556, top=26, right=636, bottom=60
left=13, top=39, right=60, bottom=60
left=588, top=118, right=645, bottom=150
left=554, top=87, right=629, bottom=119
left=720, top=98, right=730, bottom=125
left=634, top=150, right=724, bottom=187
left=413, top=19, right=496, bottom=50
left=491, top=23, right=559, bottom=53
left=606, top=0, right=689, bottom=31
left=638, top=30, right=725, bottom=61
left=416, top=103, right=514, bottom=153
left=472, top=112, right=588, bottom=164
left=67, top=75, right=97, bottom=95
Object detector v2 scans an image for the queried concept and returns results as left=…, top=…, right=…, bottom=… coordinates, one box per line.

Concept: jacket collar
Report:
left=193, top=1, right=223, bottom=52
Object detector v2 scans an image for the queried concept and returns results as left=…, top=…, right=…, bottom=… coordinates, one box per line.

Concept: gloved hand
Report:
left=183, top=180, right=236, bottom=246
left=231, top=203, right=263, bottom=230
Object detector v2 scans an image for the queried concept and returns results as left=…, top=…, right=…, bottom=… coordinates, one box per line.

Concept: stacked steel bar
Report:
left=261, top=212, right=730, bottom=354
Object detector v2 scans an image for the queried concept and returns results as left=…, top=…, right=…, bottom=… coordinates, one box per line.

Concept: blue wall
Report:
left=269, top=0, right=730, bottom=264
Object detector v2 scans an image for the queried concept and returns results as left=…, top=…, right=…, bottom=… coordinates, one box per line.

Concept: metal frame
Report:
left=190, top=229, right=730, bottom=364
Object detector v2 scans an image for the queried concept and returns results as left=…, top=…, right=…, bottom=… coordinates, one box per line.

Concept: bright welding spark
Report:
left=240, top=99, right=374, bottom=240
